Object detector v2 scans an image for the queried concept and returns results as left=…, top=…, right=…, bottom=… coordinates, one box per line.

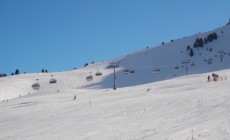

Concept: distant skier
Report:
left=207, top=75, right=211, bottom=82
left=73, top=95, right=76, bottom=100
left=147, top=88, right=150, bottom=92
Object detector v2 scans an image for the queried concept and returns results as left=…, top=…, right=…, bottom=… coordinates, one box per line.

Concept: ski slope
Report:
left=1, top=23, right=230, bottom=139
left=0, top=69, right=230, bottom=140
left=1, top=24, right=230, bottom=100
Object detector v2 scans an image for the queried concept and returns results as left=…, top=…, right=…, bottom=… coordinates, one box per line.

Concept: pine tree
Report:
left=15, top=69, right=20, bottom=75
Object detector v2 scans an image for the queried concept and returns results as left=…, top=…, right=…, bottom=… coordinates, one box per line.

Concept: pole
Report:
left=220, top=51, right=223, bottom=62
left=218, top=51, right=224, bottom=62
left=185, top=63, right=188, bottom=75
left=182, top=60, right=190, bottom=75
left=113, top=67, right=116, bottom=90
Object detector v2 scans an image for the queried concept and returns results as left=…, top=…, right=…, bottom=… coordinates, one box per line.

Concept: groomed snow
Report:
left=0, top=69, right=230, bottom=140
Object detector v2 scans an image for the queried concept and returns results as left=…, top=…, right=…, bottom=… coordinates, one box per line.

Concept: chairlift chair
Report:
left=49, top=79, right=57, bottom=84
left=153, top=68, right=160, bottom=74
left=86, top=75, right=93, bottom=81
left=174, top=65, right=179, bottom=71
left=49, top=75, right=57, bottom=84
left=86, top=72, right=93, bottom=81
left=191, top=62, right=195, bottom=67
left=95, top=71, right=102, bottom=76
left=32, top=83, right=40, bottom=90
left=130, top=69, right=135, bottom=74
left=123, top=69, right=130, bottom=74
left=95, top=68, right=102, bottom=76
left=207, top=58, right=213, bottom=64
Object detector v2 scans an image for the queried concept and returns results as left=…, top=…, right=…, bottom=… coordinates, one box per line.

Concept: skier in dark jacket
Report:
left=207, top=75, right=211, bottom=82
left=73, top=95, right=76, bottom=100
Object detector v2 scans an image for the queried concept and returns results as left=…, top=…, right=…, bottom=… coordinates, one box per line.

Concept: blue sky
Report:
left=1, top=0, right=230, bottom=75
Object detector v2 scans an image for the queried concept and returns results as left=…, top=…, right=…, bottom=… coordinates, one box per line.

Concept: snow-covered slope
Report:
left=0, top=69, right=230, bottom=140
left=2, top=24, right=230, bottom=100
left=110, top=24, right=230, bottom=87
left=1, top=23, right=230, bottom=140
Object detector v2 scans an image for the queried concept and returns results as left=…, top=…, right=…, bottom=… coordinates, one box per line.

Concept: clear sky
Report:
left=1, top=0, right=230, bottom=75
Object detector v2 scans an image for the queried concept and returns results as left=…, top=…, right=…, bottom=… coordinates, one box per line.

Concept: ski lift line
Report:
left=120, top=64, right=183, bottom=69
left=120, top=59, right=202, bottom=69
left=119, top=61, right=200, bottom=71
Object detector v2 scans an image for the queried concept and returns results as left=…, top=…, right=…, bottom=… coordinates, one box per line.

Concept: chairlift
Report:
left=123, top=69, right=130, bottom=74
left=86, top=72, right=93, bottom=81
left=95, top=71, right=102, bottom=76
left=49, top=75, right=57, bottom=84
left=174, top=65, right=179, bottom=71
left=95, top=68, right=102, bottom=76
left=153, top=68, right=160, bottom=74
left=207, top=58, right=213, bottom=64
left=32, top=83, right=40, bottom=90
left=49, top=79, right=57, bottom=84
left=86, top=75, right=93, bottom=81
left=130, top=69, right=135, bottom=74
left=32, top=79, right=40, bottom=90
left=191, top=62, right=195, bottom=67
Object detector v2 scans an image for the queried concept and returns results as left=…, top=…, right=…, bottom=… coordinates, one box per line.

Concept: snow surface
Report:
left=1, top=70, right=230, bottom=140
left=1, top=24, right=230, bottom=139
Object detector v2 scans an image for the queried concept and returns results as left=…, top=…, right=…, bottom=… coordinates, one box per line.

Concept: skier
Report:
left=73, top=95, right=76, bottom=100
left=207, top=75, right=211, bottom=82
left=147, top=88, right=150, bottom=92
